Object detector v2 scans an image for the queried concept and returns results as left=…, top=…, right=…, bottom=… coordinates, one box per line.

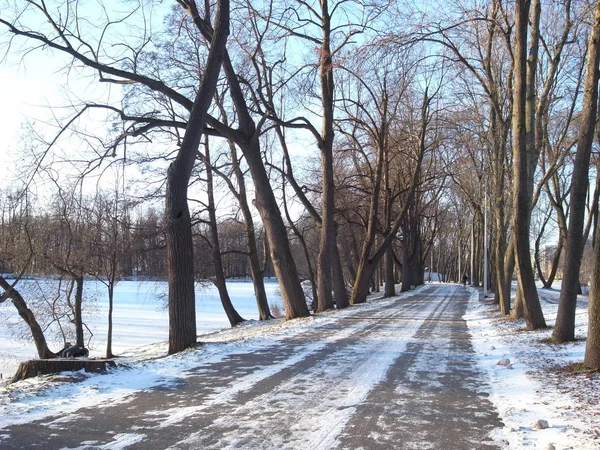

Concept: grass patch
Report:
left=551, top=362, right=599, bottom=377
left=513, top=324, right=552, bottom=333
left=563, top=362, right=598, bottom=373
left=540, top=336, right=586, bottom=345
left=269, top=302, right=285, bottom=319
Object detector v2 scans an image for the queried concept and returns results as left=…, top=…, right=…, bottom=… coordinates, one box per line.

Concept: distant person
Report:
left=462, top=274, right=469, bottom=287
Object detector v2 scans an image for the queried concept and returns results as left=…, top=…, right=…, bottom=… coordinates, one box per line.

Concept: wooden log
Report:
left=12, top=359, right=117, bottom=383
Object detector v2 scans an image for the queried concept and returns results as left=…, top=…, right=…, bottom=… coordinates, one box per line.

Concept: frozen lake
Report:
left=0, top=279, right=284, bottom=379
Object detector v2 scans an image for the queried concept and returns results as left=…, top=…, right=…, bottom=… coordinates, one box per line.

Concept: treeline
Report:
left=0, top=190, right=277, bottom=281
left=1, top=0, right=600, bottom=369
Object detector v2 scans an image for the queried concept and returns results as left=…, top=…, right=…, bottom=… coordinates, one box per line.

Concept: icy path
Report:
left=0, top=284, right=501, bottom=449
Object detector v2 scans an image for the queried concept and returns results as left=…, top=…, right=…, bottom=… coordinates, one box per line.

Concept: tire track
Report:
left=0, top=285, right=501, bottom=450
left=335, top=285, right=502, bottom=450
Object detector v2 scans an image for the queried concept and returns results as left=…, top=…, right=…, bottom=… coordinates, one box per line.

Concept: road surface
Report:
left=0, top=284, right=502, bottom=449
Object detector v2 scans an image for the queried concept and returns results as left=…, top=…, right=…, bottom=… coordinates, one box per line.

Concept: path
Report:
left=0, top=284, right=502, bottom=449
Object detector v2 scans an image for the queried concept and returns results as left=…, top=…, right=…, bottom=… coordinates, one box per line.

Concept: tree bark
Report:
left=214, top=46, right=309, bottom=321
left=491, top=117, right=510, bottom=315
left=383, top=135, right=396, bottom=298
left=166, top=0, right=230, bottom=354
left=12, top=359, right=116, bottom=383
left=106, top=280, right=115, bottom=358
left=210, top=129, right=273, bottom=320
left=229, top=143, right=272, bottom=320
left=242, top=139, right=309, bottom=319
left=316, top=0, right=336, bottom=313
left=205, top=138, right=245, bottom=327
left=73, top=276, right=85, bottom=348
left=275, top=124, right=348, bottom=310
left=384, top=246, right=396, bottom=297
left=511, top=0, right=546, bottom=330
left=511, top=272, right=526, bottom=320
left=350, top=89, right=427, bottom=305
left=331, top=237, right=349, bottom=308
left=585, top=218, right=600, bottom=368
left=0, top=276, right=55, bottom=359
left=543, top=239, right=563, bottom=289
left=502, top=235, right=516, bottom=315
left=556, top=0, right=600, bottom=342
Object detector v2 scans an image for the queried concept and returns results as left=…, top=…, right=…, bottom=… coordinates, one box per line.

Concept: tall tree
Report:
left=86, top=189, right=132, bottom=359
left=201, top=137, right=245, bottom=327
left=164, top=0, right=231, bottom=353
left=511, top=0, right=546, bottom=330
left=558, top=0, right=600, bottom=343
left=206, top=134, right=273, bottom=320
left=349, top=82, right=432, bottom=304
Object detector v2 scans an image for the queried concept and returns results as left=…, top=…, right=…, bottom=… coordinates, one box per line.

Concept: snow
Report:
left=465, top=284, right=599, bottom=449
left=0, top=280, right=598, bottom=449
left=0, top=278, right=284, bottom=380
left=67, top=433, right=147, bottom=450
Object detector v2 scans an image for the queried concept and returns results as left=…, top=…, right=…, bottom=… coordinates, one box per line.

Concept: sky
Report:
left=0, top=0, right=144, bottom=190
left=0, top=52, right=87, bottom=186
left=0, top=0, right=320, bottom=192
left=0, top=64, right=39, bottom=182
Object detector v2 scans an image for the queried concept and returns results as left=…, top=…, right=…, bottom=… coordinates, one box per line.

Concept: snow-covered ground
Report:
left=0, top=281, right=598, bottom=449
left=466, top=284, right=599, bottom=449
left=0, top=279, right=284, bottom=380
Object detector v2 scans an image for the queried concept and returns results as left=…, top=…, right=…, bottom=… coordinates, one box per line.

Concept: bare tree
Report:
left=86, top=188, right=133, bottom=358
left=198, top=137, right=245, bottom=326
left=0, top=276, right=55, bottom=359
left=348, top=82, right=434, bottom=304
left=511, top=0, right=547, bottom=330
left=558, top=0, right=600, bottom=343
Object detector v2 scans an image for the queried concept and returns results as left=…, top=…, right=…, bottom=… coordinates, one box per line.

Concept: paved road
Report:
left=0, top=284, right=502, bottom=449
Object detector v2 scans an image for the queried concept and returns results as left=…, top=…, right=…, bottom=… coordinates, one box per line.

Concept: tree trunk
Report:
left=247, top=242, right=272, bottom=320
left=544, top=239, right=563, bottom=289
left=511, top=0, right=546, bottom=330
left=401, top=229, right=413, bottom=293
left=554, top=0, right=600, bottom=342
left=242, top=140, right=309, bottom=319
left=350, top=92, right=426, bottom=305
left=230, top=144, right=272, bottom=320
left=383, top=133, right=396, bottom=298
left=585, top=125, right=600, bottom=368
left=73, top=276, right=85, bottom=348
left=502, top=235, right=515, bottom=315
left=316, top=0, right=335, bottom=313
left=205, top=138, right=245, bottom=327
left=585, top=222, right=600, bottom=368
left=211, top=137, right=273, bottom=321
left=352, top=259, right=376, bottom=305
left=0, top=276, right=55, bottom=359
left=491, top=118, right=510, bottom=314
left=13, top=359, right=116, bottom=383
left=165, top=165, right=197, bottom=353
left=106, top=280, right=114, bottom=358
left=274, top=124, right=347, bottom=310
left=349, top=130, right=385, bottom=304
left=533, top=209, right=563, bottom=290
left=166, top=0, right=230, bottom=354
left=331, top=237, right=349, bottom=308
left=495, top=227, right=510, bottom=315
left=472, top=216, right=481, bottom=287
left=384, top=246, right=396, bottom=297
left=511, top=274, right=525, bottom=320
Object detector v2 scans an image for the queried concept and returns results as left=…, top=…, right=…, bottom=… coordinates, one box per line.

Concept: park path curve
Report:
left=0, top=284, right=502, bottom=449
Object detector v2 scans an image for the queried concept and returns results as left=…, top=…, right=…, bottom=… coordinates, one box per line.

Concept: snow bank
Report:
left=464, top=286, right=600, bottom=449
